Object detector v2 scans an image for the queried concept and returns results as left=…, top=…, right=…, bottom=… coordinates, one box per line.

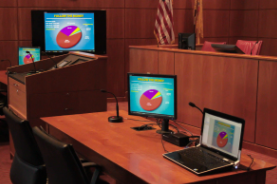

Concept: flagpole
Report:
left=154, top=31, right=160, bottom=48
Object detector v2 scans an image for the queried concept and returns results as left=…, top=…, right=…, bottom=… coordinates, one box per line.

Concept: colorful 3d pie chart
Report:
left=23, top=54, right=34, bottom=64
left=56, top=25, right=82, bottom=48
left=217, top=131, right=228, bottom=147
left=140, top=89, right=162, bottom=111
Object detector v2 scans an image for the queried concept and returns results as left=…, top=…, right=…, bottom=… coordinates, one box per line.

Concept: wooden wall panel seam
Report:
left=4, top=1, right=277, bottom=98
left=253, top=60, right=260, bottom=144
left=257, top=8, right=260, bottom=47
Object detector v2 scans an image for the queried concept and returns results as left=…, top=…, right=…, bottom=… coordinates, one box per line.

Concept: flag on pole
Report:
left=154, top=0, right=175, bottom=46
left=193, top=0, right=204, bottom=44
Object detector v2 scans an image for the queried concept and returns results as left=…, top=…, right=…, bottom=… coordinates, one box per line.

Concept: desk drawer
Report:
left=9, top=77, right=26, bottom=92
left=9, top=87, right=26, bottom=118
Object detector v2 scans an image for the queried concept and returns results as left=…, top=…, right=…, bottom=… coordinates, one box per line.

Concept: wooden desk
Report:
left=42, top=110, right=275, bottom=184
left=7, top=52, right=107, bottom=157
left=129, top=45, right=277, bottom=158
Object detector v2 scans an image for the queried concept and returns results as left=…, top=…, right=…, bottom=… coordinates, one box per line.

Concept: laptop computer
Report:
left=163, top=108, right=245, bottom=175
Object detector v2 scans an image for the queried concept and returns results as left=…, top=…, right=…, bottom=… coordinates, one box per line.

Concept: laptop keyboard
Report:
left=179, top=147, right=230, bottom=169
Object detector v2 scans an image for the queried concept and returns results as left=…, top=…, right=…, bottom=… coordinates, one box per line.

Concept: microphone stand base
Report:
left=156, top=130, right=173, bottom=134
left=108, top=116, right=123, bottom=123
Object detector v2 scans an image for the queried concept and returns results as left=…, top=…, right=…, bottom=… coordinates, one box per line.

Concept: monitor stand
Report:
left=156, top=119, right=173, bottom=134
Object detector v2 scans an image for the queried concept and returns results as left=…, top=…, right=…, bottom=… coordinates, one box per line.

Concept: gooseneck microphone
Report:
left=43, top=51, right=58, bottom=68
left=100, top=89, right=123, bottom=123
left=189, top=102, right=203, bottom=114
left=26, top=51, right=37, bottom=73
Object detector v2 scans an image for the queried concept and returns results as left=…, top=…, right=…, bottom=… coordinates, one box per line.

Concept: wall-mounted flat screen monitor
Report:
left=31, top=10, right=106, bottom=55
left=18, top=47, right=41, bottom=65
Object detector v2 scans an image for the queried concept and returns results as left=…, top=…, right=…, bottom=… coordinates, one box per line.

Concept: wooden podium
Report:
left=7, top=52, right=107, bottom=156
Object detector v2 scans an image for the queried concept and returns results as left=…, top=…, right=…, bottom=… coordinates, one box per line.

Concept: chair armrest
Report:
left=81, top=162, right=100, bottom=168
left=81, top=162, right=102, bottom=184
left=82, top=162, right=109, bottom=184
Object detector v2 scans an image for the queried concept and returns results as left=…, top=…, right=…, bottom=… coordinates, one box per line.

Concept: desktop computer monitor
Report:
left=18, top=47, right=41, bottom=65
left=128, top=73, right=177, bottom=134
left=178, top=33, right=195, bottom=50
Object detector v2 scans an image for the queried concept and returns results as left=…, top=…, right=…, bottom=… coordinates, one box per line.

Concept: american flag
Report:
left=154, top=0, right=175, bottom=45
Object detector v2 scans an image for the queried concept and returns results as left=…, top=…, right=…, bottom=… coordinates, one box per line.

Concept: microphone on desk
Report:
left=43, top=51, right=58, bottom=69
left=188, top=102, right=203, bottom=114
left=100, top=89, right=123, bottom=123
left=26, top=51, right=37, bottom=73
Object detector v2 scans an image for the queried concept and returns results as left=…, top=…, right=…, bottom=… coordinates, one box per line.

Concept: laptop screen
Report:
left=201, top=112, right=243, bottom=158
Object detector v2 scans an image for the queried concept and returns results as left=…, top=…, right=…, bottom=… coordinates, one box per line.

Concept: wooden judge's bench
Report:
left=7, top=52, right=107, bottom=156
left=129, top=45, right=277, bottom=158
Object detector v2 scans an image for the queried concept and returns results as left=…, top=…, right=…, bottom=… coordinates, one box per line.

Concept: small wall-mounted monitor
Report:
left=128, top=73, right=177, bottom=134
left=31, top=10, right=106, bottom=55
left=18, top=47, right=41, bottom=65
left=178, top=33, right=195, bottom=50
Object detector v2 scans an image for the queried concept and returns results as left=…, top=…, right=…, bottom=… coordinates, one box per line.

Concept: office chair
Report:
left=33, top=126, right=107, bottom=184
left=236, top=40, right=263, bottom=55
left=3, top=107, right=47, bottom=184
left=201, top=41, right=226, bottom=52
left=0, top=89, right=7, bottom=120
left=0, top=89, right=7, bottom=114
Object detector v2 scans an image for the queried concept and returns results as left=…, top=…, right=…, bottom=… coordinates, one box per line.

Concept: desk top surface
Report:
left=42, top=110, right=275, bottom=184
left=129, top=45, right=277, bottom=62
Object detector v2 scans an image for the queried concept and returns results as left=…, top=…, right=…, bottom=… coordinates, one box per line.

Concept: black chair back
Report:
left=10, top=153, right=46, bottom=184
left=33, top=126, right=89, bottom=184
left=0, top=92, right=7, bottom=115
left=3, top=107, right=44, bottom=165
left=3, top=107, right=46, bottom=184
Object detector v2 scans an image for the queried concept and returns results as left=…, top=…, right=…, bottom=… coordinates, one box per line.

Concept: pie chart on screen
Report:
left=56, top=25, right=82, bottom=48
left=140, top=89, right=162, bottom=111
left=23, top=54, right=34, bottom=64
left=217, top=131, right=228, bottom=147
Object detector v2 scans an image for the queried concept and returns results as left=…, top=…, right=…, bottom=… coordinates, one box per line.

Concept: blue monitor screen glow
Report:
left=18, top=47, right=41, bottom=66
left=44, top=12, right=95, bottom=53
left=128, top=73, right=177, bottom=120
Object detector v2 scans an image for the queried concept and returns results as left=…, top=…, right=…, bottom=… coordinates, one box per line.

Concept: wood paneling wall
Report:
left=0, top=0, right=193, bottom=98
left=202, top=0, right=277, bottom=57
left=1, top=0, right=277, bottom=98
left=227, top=0, right=277, bottom=56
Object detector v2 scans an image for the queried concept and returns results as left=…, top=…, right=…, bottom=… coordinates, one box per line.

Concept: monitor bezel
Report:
left=31, top=10, right=106, bottom=55
left=127, top=72, right=177, bottom=120
left=200, top=108, right=245, bottom=161
left=18, top=46, right=41, bottom=65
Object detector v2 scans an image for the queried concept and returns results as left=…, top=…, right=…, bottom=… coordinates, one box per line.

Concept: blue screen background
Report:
left=129, top=76, right=175, bottom=117
left=18, top=47, right=40, bottom=65
left=44, top=12, right=95, bottom=51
